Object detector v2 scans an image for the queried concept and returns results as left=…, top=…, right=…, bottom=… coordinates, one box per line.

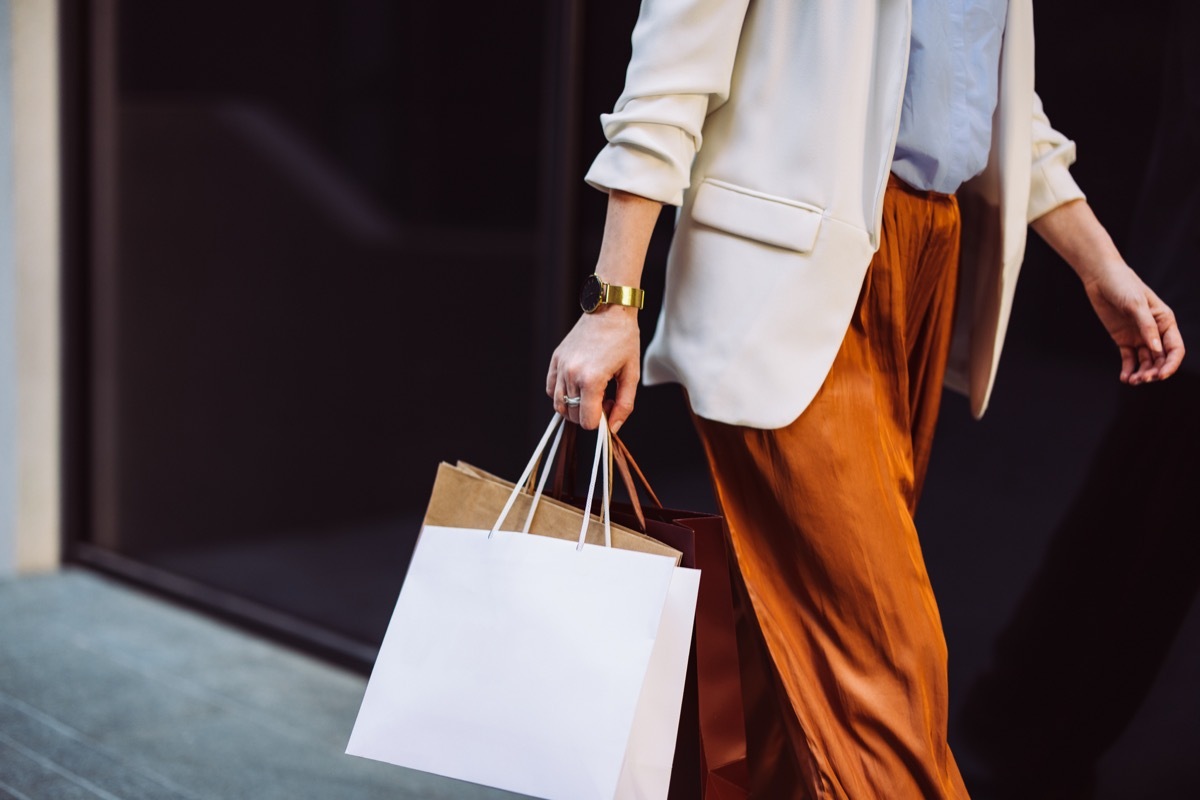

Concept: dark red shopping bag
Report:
left=551, top=425, right=751, bottom=799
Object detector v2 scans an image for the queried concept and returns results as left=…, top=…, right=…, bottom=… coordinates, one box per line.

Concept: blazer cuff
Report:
left=1027, top=139, right=1086, bottom=222
left=584, top=138, right=689, bottom=206
left=583, top=95, right=707, bottom=207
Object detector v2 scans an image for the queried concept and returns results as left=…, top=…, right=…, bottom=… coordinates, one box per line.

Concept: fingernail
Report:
left=611, top=420, right=622, bottom=434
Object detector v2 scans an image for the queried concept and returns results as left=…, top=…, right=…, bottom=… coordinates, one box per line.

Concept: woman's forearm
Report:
left=593, top=189, right=665, bottom=290
left=1030, top=198, right=1125, bottom=286
left=547, top=188, right=663, bottom=432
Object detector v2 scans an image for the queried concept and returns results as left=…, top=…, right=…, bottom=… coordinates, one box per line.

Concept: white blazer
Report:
left=584, top=0, right=1086, bottom=429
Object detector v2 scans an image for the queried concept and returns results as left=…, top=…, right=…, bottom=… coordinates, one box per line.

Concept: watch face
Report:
left=580, top=274, right=604, bottom=313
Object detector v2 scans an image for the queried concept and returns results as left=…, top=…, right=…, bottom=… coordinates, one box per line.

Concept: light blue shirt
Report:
left=891, top=0, right=1009, bottom=195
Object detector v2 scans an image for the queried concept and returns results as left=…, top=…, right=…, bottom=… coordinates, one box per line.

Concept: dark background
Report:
left=62, top=2, right=1198, bottom=797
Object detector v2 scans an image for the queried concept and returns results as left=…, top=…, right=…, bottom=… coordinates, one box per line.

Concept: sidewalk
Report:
left=0, top=568, right=520, bottom=800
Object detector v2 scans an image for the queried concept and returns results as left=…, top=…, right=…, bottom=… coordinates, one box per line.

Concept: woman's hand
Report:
left=1031, top=198, right=1185, bottom=384
left=547, top=306, right=640, bottom=432
left=546, top=189, right=663, bottom=431
left=1082, top=265, right=1185, bottom=384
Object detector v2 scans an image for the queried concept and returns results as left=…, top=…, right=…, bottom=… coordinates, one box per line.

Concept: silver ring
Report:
left=562, top=395, right=582, bottom=407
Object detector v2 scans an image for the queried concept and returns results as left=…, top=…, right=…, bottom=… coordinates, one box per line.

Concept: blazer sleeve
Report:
left=1027, top=91, right=1087, bottom=222
left=583, top=0, right=753, bottom=206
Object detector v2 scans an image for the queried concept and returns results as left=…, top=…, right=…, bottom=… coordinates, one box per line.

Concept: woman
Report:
left=546, top=0, right=1185, bottom=797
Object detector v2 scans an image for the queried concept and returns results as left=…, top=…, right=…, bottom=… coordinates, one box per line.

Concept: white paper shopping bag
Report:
left=347, top=414, right=694, bottom=800
left=616, top=565, right=700, bottom=799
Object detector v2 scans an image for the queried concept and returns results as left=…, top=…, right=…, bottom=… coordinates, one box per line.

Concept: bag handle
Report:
left=548, top=423, right=663, bottom=531
left=488, top=413, right=564, bottom=540
left=577, top=413, right=612, bottom=549
left=610, top=432, right=663, bottom=508
left=489, top=412, right=612, bottom=550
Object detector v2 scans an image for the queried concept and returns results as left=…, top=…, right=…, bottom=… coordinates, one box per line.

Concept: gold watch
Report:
left=579, top=274, right=645, bottom=313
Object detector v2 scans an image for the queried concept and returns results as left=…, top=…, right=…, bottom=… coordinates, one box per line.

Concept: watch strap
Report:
left=601, top=282, right=645, bottom=310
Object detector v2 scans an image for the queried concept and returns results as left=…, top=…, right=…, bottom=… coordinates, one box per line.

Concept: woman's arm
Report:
left=547, top=0, right=752, bottom=431
left=583, top=0, right=753, bottom=206
left=1031, top=198, right=1185, bottom=383
left=546, top=190, right=663, bottom=432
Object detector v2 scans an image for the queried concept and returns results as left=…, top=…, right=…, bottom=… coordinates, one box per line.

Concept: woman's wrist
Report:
left=593, top=265, right=644, bottom=290
left=591, top=190, right=661, bottom=290
left=1074, top=257, right=1132, bottom=291
left=1032, top=199, right=1126, bottom=287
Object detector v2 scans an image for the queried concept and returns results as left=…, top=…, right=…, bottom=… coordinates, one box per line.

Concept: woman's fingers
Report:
left=1149, top=300, right=1185, bottom=381
left=1135, top=302, right=1165, bottom=359
left=1132, top=345, right=1154, bottom=384
left=1158, top=325, right=1186, bottom=380
left=555, top=366, right=636, bottom=432
left=552, top=354, right=592, bottom=426
left=562, top=364, right=631, bottom=431
left=1086, top=269, right=1188, bottom=386
left=565, top=373, right=583, bottom=426
left=1128, top=294, right=1185, bottom=383
left=553, top=370, right=570, bottom=420
left=546, top=353, right=559, bottom=400
left=1127, top=297, right=1160, bottom=384
left=1119, top=346, right=1136, bottom=383
left=609, top=366, right=638, bottom=434
left=573, top=369, right=603, bottom=431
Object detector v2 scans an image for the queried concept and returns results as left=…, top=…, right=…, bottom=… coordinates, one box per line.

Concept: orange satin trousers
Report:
left=692, top=175, right=970, bottom=799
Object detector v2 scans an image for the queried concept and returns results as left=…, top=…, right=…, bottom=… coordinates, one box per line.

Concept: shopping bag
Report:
left=448, top=473, right=699, bottom=799
left=434, top=460, right=701, bottom=800
left=550, top=425, right=751, bottom=800
left=346, top=413, right=699, bottom=800
left=428, top=421, right=700, bottom=800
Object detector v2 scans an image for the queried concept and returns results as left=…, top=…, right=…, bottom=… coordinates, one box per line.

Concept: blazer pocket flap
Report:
left=690, top=179, right=824, bottom=253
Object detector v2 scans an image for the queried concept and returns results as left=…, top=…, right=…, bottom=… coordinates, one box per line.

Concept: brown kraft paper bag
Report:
left=423, top=459, right=680, bottom=562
